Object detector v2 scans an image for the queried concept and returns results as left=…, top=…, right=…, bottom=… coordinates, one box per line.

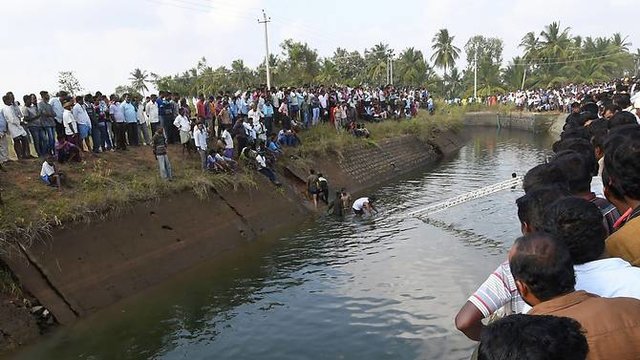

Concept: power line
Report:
left=510, top=51, right=626, bottom=67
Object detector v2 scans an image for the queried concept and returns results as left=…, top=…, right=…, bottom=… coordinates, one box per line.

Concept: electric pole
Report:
left=258, top=10, right=272, bottom=89
left=473, top=48, right=478, bottom=101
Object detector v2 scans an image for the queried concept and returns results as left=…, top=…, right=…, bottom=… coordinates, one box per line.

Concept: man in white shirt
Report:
left=50, top=91, right=66, bottom=137
left=247, top=104, right=263, bottom=126
left=543, top=197, right=640, bottom=299
left=352, top=196, right=378, bottom=216
left=146, top=94, right=160, bottom=135
left=242, top=118, right=256, bottom=144
left=221, top=126, right=234, bottom=159
left=173, top=108, right=192, bottom=154
left=2, top=94, right=29, bottom=159
left=193, top=122, right=208, bottom=170
left=63, top=100, right=79, bottom=146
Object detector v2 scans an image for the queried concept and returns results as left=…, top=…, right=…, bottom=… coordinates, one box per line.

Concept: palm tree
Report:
left=611, top=33, right=631, bottom=52
left=316, top=59, right=340, bottom=85
left=502, top=57, right=526, bottom=90
left=430, top=29, right=460, bottom=78
left=129, top=68, right=149, bottom=95
left=365, top=43, right=393, bottom=84
left=539, top=22, right=572, bottom=60
left=230, top=59, right=252, bottom=89
left=396, top=48, right=427, bottom=86
left=520, top=32, right=540, bottom=60
left=444, top=67, right=463, bottom=98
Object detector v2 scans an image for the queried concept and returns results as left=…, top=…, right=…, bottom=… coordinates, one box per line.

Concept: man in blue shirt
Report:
left=262, top=99, right=275, bottom=136
left=157, top=91, right=175, bottom=144
left=229, top=97, right=238, bottom=120
left=121, top=94, right=139, bottom=146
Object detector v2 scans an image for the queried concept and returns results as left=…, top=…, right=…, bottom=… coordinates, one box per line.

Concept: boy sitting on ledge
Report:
left=40, top=156, right=65, bottom=190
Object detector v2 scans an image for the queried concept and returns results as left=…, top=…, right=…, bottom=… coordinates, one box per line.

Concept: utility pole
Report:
left=258, top=10, right=271, bottom=89
left=386, top=58, right=390, bottom=84
left=473, top=48, right=478, bottom=100
left=389, top=57, right=394, bottom=85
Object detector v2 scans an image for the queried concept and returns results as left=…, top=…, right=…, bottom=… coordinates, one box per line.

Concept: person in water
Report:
left=352, top=195, right=378, bottom=216
left=327, top=191, right=344, bottom=217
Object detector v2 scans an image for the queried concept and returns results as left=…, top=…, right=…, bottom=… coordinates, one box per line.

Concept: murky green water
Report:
left=13, top=128, right=554, bottom=360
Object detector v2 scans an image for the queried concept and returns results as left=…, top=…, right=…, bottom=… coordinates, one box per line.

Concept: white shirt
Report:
left=575, top=258, right=640, bottom=300
left=173, top=115, right=190, bottom=132
left=255, top=122, right=267, bottom=141
left=318, top=94, right=327, bottom=108
left=352, top=197, right=369, bottom=211
left=255, top=153, right=267, bottom=168
left=40, top=161, right=55, bottom=177
left=72, top=103, right=91, bottom=126
left=222, top=129, right=233, bottom=149
left=1, top=105, right=27, bottom=138
left=243, top=122, right=256, bottom=140
left=145, top=101, right=159, bottom=124
left=50, top=98, right=63, bottom=123
left=137, top=103, right=147, bottom=125
left=193, top=127, right=207, bottom=150
left=248, top=109, right=262, bottom=126
left=63, top=109, right=77, bottom=135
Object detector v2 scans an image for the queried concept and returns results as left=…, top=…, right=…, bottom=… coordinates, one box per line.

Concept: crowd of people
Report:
left=454, top=86, right=640, bottom=359
left=0, top=85, right=434, bottom=205
left=450, top=77, right=640, bottom=114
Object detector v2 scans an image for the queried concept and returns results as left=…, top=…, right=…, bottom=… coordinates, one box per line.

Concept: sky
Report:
left=1, top=0, right=638, bottom=97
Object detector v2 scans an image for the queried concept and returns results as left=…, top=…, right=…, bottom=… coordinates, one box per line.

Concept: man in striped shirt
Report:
left=454, top=186, right=568, bottom=340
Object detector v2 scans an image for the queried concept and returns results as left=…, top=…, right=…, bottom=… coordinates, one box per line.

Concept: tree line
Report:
left=109, top=21, right=640, bottom=99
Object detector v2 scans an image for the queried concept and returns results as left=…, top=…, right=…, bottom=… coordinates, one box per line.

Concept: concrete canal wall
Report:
left=464, top=111, right=557, bottom=133
left=1, top=130, right=465, bottom=340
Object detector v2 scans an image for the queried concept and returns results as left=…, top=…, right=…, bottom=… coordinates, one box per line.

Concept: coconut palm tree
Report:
left=365, top=43, right=393, bottom=84
left=396, top=47, right=427, bottom=86
left=430, top=29, right=460, bottom=78
left=611, top=33, right=631, bottom=52
left=444, top=67, right=463, bottom=98
left=539, top=22, right=572, bottom=61
left=230, top=59, right=253, bottom=89
left=316, top=59, right=341, bottom=85
left=129, top=68, right=149, bottom=95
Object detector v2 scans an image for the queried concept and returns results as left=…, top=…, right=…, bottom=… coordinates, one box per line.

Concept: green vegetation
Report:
left=125, top=22, right=638, bottom=100
left=296, top=108, right=463, bottom=160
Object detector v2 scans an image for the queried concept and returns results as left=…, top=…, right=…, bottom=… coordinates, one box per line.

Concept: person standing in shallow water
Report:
left=152, top=127, right=172, bottom=181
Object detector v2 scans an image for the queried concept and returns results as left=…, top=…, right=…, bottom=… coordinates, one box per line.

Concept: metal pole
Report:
left=473, top=49, right=478, bottom=100
left=258, top=10, right=271, bottom=89
left=390, top=57, right=393, bottom=85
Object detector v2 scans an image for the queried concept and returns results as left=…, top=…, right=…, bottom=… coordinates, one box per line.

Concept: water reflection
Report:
left=13, top=128, right=554, bottom=360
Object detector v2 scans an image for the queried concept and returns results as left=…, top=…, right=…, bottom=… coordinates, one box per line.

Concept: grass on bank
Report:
left=296, top=106, right=463, bottom=159
left=0, top=146, right=257, bottom=250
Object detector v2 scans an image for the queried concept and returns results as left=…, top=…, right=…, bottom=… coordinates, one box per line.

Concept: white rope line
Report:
left=407, top=176, right=523, bottom=217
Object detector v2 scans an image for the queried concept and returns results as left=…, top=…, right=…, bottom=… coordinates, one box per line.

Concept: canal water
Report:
left=13, top=128, right=554, bottom=360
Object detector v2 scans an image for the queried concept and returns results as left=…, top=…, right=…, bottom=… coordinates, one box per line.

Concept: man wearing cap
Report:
left=62, top=98, right=79, bottom=146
